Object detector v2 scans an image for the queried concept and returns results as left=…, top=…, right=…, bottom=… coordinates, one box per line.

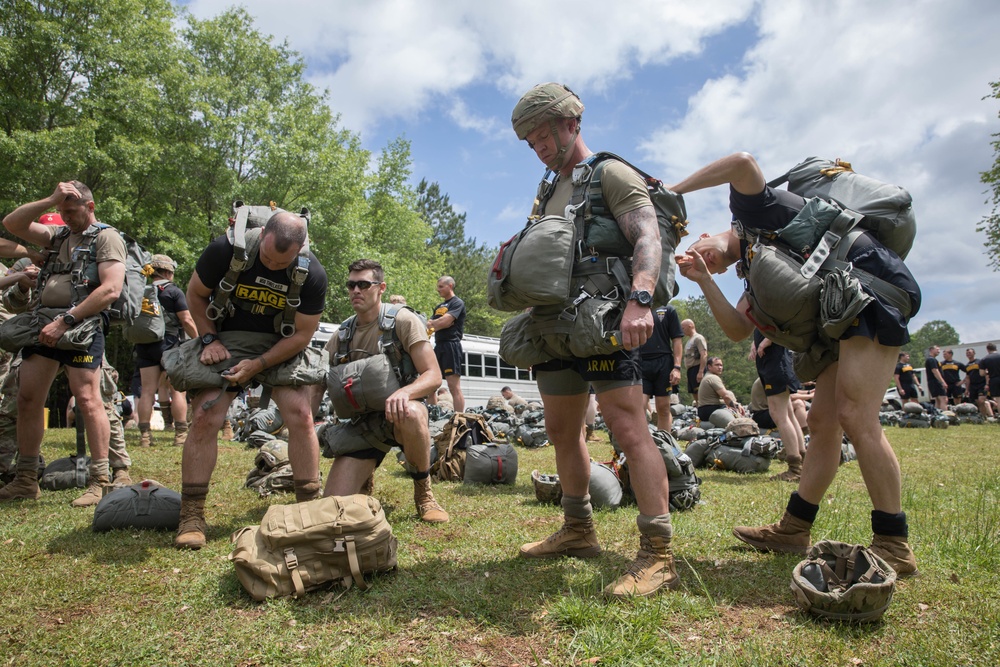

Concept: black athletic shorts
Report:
left=434, top=340, right=465, bottom=377
left=751, top=408, right=777, bottom=430
left=686, top=366, right=701, bottom=394
left=899, top=384, right=919, bottom=400
left=990, top=379, right=1000, bottom=400
left=969, top=384, right=986, bottom=401
left=135, top=335, right=180, bottom=369
left=535, top=348, right=642, bottom=396
left=697, top=404, right=725, bottom=422
left=755, top=347, right=799, bottom=396
left=23, top=328, right=105, bottom=369
left=929, top=379, right=947, bottom=398
left=946, top=383, right=965, bottom=400
left=641, top=356, right=675, bottom=397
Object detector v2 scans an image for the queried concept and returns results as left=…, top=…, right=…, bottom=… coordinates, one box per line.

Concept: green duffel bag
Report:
left=163, top=331, right=328, bottom=392
left=0, top=307, right=102, bottom=353
left=92, top=480, right=181, bottom=532
left=40, top=455, right=90, bottom=490
left=498, top=311, right=555, bottom=369
left=488, top=215, right=576, bottom=311
left=229, top=494, right=398, bottom=600
left=464, top=442, right=518, bottom=485
left=318, top=413, right=397, bottom=457
left=327, top=354, right=400, bottom=418
left=706, top=443, right=772, bottom=474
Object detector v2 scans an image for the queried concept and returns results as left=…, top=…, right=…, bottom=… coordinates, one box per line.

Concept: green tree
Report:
left=905, top=319, right=961, bottom=359
left=979, top=79, right=1000, bottom=270
left=417, top=179, right=506, bottom=336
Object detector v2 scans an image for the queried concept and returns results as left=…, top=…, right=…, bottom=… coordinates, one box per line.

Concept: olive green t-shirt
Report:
left=540, top=159, right=650, bottom=220
left=39, top=224, right=127, bottom=308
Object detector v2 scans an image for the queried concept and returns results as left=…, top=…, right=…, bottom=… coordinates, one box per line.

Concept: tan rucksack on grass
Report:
left=229, top=494, right=397, bottom=600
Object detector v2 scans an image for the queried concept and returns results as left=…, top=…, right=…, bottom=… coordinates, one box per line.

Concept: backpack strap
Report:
left=378, top=304, right=418, bottom=386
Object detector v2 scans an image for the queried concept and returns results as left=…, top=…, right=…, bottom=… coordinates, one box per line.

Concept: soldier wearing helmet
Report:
left=510, top=83, right=680, bottom=598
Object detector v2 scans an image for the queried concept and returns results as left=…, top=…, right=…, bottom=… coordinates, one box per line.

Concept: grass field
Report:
left=1, top=423, right=998, bottom=667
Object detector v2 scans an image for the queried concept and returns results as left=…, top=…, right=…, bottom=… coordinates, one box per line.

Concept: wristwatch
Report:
left=200, top=333, right=219, bottom=346
left=627, top=290, right=653, bottom=307
left=60, top=312, right=78, bottom=326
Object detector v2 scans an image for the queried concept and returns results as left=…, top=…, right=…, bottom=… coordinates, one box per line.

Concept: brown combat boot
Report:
left=175, top=491, right=208, bottom=550
left=604, top=535, right=680, bottom=598
left=293, top=479, right=322, bottom=503
left=732, top=510, right=812, bottom=554
left=173, top=423, right=188, bottom=448
left=520, top=515, right=601, bottom=559
left=585, top=425, right=601, bottom=442
left=770, top=457, right=802, bottom=483
left=112, top=467, right=134, bottom=488
left=71, top=474, right=112, bottom=507
left=869, top=534, right=919, bottom=577
left=139, top=429, right=153, bottom=448
left=413, top=475, right=449, bottom=523
left=221, top=420, right=235, bottom=441
left=0, top=469, right=41, bottom=502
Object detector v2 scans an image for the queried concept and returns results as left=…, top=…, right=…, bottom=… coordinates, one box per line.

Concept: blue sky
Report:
left=183, top=0, right=1000, bottom=343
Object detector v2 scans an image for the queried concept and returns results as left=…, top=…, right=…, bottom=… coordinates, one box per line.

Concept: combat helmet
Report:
left=511, top=82, right=584, bottom=170
left=790, top=540, right=897, bottom=623
left=254, top=439, right=289, bottom=473
left=531, top=469, right=563, bottom=505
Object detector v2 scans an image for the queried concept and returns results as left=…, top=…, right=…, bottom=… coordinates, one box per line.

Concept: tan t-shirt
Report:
left=325, top=306, right=429, bottom=363
left=697, top=371, right=727, bottom=408
left=684, top=333, right=707, bottom=369
left=749, top=377, right=768, bottom=412
left=39, top=224, right=127, bottom=307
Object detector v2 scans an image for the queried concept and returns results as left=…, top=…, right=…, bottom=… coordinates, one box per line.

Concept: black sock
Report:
left=871, top=510, right=908, bottom=537
left=409, top=470, right=429, bottom=481
left=786, top=491, right=819, bottom=523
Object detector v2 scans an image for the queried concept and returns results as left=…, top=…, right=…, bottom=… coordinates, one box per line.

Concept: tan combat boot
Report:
left=0, top=469, right=41, bottom=502
left=221, top=420, right=235, bottom=441
left=413, top=475, right=449, bottom=523
left=112, top=467, right=134, bottom=488
left=585, top=425, right=601, bottom=442
left=520, top=515, right=601, bottom=559
left=71, top=474, right=112, bottom=507
left=769, top=457, right=802, bottom=483
left=869, top=534, right=919, bottom=577
left=173, top=423, right=189, bottom=448
left=732, top=510, right=812, bottom=554
left=139, top=429, right=153, bottom=448
left=604, top=535, right=680, bottom=598
left=175, top=492, right=208, bottom=550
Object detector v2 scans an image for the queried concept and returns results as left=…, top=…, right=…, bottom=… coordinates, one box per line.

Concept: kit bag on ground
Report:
left=429, top=413, right=497, bottom=482
left=229, top=494, right=398, bottom=601
left=464, top=441, right=518, bottom=485
left=40, top=455, right=91, bottom=491
left=649, top=429, right=701, bottom=511
left=92, top=480, right=181, bottom=532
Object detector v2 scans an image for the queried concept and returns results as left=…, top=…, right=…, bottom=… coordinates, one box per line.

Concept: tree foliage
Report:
left=979, top=79, right=1000, bottom=270
left=905, top=319, right=961, bottom=358
left=418, top=179, right=506, bottom=336
left=0, top=1, right=461, bottom=382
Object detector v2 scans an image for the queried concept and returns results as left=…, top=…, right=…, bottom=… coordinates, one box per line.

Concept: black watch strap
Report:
left=201, top=333, right=219, bottom=346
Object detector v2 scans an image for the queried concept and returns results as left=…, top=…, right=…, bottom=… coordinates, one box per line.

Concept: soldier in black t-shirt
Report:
left=638, top=305, right=683, bottom=432
left=135, top=254, right=198, bottom=447
left=895, top=352, right=919, bottom=404
left=924, top=345, right=948, bottom=410
left=174, top=211, right=328, bottom=551
left=427, top=275, right=466, bottom=413
left=964, top=347, right=994, bottom=418
left=981, top=343, right=1000, bottom=404
left=939, top=348, right=966, bottom=405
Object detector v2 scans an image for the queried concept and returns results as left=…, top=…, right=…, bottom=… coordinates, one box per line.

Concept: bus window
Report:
left=484, top=355, right=499, bottom=378
left=499, top=358, right=517, bottom=380
left=518, top=368, right=533, bottom=381
left=467, top=353, right=483, bottom=378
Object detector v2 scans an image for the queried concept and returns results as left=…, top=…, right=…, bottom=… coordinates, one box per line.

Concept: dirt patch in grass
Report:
left=371, top=629, right=559, bottom=667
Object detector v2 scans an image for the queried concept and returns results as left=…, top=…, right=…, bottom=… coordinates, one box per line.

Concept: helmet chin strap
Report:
left=545, top=118, right=580, bottom=171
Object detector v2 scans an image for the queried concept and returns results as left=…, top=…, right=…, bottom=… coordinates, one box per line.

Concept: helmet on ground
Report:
left=531, top=469, right=563, bottom=505
left=669, top=485, right=701, bottom=511
left=725, top=416, right=760, bottom=438
left=790, top=540, right=897, bottom=623
left=511, top=83, right=584, bottom=140
left=588, top=461, right=623, bottom=510
left=255, top=439, right=289, bottom=472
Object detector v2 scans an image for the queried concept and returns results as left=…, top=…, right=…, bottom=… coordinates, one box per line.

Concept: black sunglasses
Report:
left=346, top=280, right=379, bottom=291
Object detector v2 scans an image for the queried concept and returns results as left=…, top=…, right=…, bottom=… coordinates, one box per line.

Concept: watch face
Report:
left=201, top=334, right=216, bottom=345
left=632, top=290, right=653, bottom=306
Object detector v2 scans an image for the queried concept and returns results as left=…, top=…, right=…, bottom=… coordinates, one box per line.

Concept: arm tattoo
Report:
left=618, top=205, right=661, bottom=284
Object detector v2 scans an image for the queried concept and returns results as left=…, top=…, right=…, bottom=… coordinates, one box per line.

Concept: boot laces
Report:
left=622, top=537, right=659, bottom=581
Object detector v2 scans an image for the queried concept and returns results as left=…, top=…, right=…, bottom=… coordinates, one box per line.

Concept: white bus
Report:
left=311, top=325, right=541, bottom=408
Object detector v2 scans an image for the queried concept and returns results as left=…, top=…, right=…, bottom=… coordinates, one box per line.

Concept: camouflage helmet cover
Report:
left=255, top=439, right=289, bottom=472
left=790, top=540, right=897, bottom=623
left=150, top=254, right=176, bottom=272
left=511, top=83, right=584, bottom=140
left=531, top=469, right=563, bottom=505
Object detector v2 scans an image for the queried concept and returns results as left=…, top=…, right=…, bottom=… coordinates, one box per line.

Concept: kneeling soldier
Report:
left=321, top=259, right=449, bottom=523
left=171, top=210, right=328, bottom=549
